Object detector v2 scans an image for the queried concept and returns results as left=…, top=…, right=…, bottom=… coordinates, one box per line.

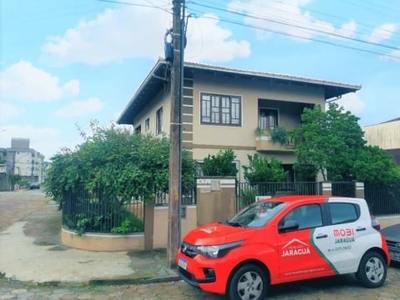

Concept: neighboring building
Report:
left=117, top=60, right=360, bottom=181
left=6, top=138, right=45, bottom=183
left=364, top=118, right=400, bottom=164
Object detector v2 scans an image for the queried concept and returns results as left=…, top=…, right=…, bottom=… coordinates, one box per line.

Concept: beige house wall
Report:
left=191, top=73, right=324, bottom=150
left=133, top=88, right=172, bottom=135
left=152, top=206, right=198, bottom=249
left=187, top=73, right=325, bottom=180
left=364, top=120, right=400, bottom=150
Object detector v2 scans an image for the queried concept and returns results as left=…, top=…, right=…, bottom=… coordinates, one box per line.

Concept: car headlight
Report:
left=197, top=241, right=243, bottom=258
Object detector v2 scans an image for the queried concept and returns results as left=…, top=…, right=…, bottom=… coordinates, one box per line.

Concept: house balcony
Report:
left=255, top=135, right=295, bottom=152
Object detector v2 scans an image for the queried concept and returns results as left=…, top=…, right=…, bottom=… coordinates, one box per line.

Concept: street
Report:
left=0, top=190, right=399, bottom=299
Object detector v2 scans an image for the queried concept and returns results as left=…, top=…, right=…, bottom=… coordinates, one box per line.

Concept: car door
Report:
left=277, top=203, right=333, bottom=281
left=323, top=201, right=371, bottom=273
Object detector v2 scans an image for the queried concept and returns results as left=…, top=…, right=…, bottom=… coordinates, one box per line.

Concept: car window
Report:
left=329, top=203, right=359, bottom=225
left=227, top=201, right=287, bottom=228
left=279, top=204, right=323, bottom=230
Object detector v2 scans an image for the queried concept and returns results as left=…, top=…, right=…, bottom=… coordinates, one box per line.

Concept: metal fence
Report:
left=236, top=181, right=320, bottom=211
left=154, top=185, right=196, bottom=206
left=62, top=180, right=400, bottom=234
left=62, top=189, right=145, bottom=234
left=365, top=182, right=400, bottom=216
left=62, top=184, right=196, bottom=234
left=236, top=181, right=400, bottom=216
left=331, top=182, right=356, bottom=198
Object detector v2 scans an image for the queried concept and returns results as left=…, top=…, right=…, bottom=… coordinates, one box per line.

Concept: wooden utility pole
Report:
left=168, top=0, right=184, bottom=268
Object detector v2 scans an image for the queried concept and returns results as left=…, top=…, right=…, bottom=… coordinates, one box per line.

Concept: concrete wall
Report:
left=61, top=228, right=144, bottom=251
left=196, top=177, right=237, bottom=226
left=151, top=205, right=197, bottom=249
left=364, top=119, right=400, bottom=150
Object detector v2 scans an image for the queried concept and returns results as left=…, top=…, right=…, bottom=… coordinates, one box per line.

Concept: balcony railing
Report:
left=255, top=131, right=294, bottom=152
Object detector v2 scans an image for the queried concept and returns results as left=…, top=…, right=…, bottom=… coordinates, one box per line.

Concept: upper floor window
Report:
left=135, top=125, right=141, bottom=134
left=259, top=108, right=278, bottom=130
left=156, top=107, right=163, bottom=135
left=145, top=118, right=150, bottom=131
left=201, top=93, right=241, bottom=126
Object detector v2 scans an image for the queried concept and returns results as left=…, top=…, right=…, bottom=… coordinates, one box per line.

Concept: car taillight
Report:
left=371, top=215, right=381, bottom=231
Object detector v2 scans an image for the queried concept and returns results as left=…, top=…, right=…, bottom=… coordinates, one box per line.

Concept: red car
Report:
left=176, top=195, right=390, bottom=300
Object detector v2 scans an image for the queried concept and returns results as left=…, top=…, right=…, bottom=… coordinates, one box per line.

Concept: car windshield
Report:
left=227, top=201, right=287, bottom=228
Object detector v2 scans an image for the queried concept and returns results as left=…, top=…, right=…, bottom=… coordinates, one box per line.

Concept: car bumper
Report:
left=386, top=242, right=400, bottom=262
left=176, top=250, right=229, bottom=294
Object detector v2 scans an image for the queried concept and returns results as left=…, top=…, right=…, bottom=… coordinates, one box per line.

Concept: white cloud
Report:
left=62, top=79, right=80, bottom=96
left=336, top=21, right=357, bottom=40
left=381, top=48, right=400, bottom=62
left=367, top=23, right=397, bottom=43
left=0, top=61, right=80, bottom=102
left=228, top=0, right=357, bottom=41
left=41, top=5, right=171, bottom=65
left=54, top=98, right=105, bottom=117
left=327, top=93, right=366, bottom=116
left=185, top=14, right=251, bottom=62
left=41, top=3, right=250, bottom=65
left=0, top=102, right=25, bottom=123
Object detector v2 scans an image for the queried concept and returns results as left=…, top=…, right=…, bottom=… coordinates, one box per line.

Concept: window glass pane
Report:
left=200, top=93, right=241, bottom=126
left=329, top=203, right=359, bottom=225
left=259, top=108, right=278, bottom=130
left=281, top=204, right=322, bottom=230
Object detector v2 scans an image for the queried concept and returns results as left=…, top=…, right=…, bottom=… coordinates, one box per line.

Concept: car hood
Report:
left=381, top=224, right=400, bottom=242
left=183, top=222, right=258, bottom=245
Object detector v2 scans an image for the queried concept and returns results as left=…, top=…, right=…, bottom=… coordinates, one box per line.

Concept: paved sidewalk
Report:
left=0, top=191, right=178, bottom=285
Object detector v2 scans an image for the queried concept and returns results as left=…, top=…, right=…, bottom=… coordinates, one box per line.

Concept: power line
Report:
left=186, top=8, right=400, bottom=60
left=93, top=0, right=172, bottom=14
left=188, top=1, right=400, bottom=52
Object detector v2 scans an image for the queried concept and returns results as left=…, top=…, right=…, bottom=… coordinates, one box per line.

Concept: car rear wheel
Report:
left=356, top=251, right=387, bottom=288
left=227, top=263, right=268, bottom=300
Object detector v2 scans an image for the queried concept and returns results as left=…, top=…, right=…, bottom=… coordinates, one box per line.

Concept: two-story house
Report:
left=117, top=60, right=360, bottom=181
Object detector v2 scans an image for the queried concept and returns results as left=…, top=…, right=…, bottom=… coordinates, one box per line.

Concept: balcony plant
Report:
left=270, top=126, right=289, bottom=145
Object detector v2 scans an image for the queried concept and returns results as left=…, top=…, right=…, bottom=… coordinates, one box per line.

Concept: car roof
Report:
left=258, top=195, right=365, bottom=205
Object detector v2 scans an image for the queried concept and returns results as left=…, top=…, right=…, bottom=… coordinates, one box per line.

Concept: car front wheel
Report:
left=356, top=251, right=387, bottom=288
left=227, top=263, right=269, bottom=300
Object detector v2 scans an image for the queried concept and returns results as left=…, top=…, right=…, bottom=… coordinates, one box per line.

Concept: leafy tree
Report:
left=44, top=121, right=196, bottom=206
left=292, top=103, right=365, bottom=181
left=354, top=146, right=400, bottom=184
left=201, top=149, right=238, bottom=177
left=242, top=154, right=287, bottom=183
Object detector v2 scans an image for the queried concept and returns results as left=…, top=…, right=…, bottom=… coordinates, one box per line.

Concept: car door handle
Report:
left=316, top=234, right=328, bottom=239
left=356, top=227, right=366, bottom=232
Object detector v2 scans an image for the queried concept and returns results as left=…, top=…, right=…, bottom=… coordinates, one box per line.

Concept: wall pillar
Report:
left=196, top=177, right=236, bottom=226
left=321, top=182, right=332, bottom=196
left=144, top=200, right=155, bottom=250
left=355, top=182, right=365, bottom=199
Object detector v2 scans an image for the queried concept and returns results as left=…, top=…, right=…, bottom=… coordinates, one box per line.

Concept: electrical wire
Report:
left=188, top=1, right=400, bottom=52
left=94, top=0, right=172, bottom=14
left=186, top=7, right=400, bottom=60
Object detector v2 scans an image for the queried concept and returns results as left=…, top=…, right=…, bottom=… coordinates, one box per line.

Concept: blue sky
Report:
left=1, top=0, right=399, bottom=160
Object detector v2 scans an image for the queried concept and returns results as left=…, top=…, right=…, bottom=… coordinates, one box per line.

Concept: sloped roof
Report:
left=117, top=60, right=361, bottom=124
left=364, top=117, right=400, bottom=127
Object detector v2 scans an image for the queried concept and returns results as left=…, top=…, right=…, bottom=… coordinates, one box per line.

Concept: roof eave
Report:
left=117, top=60, right=168, bottom=124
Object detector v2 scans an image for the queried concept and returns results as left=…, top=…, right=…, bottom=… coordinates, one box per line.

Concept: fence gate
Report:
left=331, top=182, right=356, bottom=198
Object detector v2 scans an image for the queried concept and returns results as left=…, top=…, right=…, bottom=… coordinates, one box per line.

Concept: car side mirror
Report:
left=279, top=220, right=299, bottom=232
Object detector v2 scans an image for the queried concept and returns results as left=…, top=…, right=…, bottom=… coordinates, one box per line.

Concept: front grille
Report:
left=386, top=240, right=400, bottom=251
left=181, top=242, right=198, bottom=258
